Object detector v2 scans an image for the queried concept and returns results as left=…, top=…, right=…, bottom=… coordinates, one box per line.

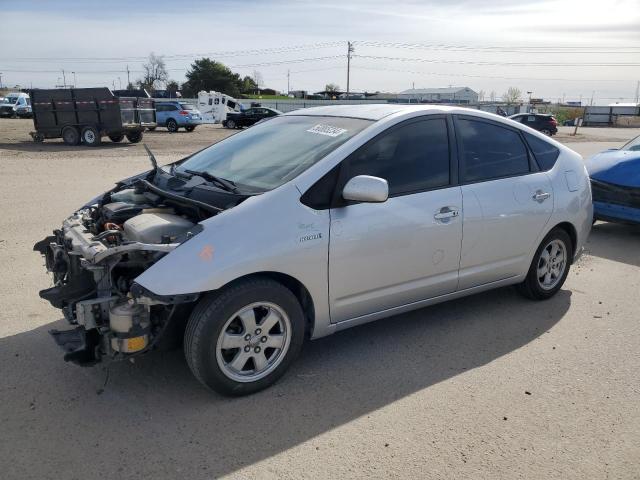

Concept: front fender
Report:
left=134, top=184, right=332, bottom=330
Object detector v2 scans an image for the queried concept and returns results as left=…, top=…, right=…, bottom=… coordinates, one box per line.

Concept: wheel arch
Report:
left=551, top=221, right=578, bottom=263
left=212, top=271, right=316, bottom=338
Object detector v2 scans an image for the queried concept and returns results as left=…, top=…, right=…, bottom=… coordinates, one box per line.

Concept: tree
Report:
left=166, top=80, right=180, bottom=97
left=181, top=58, right=244, bottom=97
left=252, top=70, right=264, bottom=94
left=478, top=90, right=485, bottom=102
left=490, top=90, right=496, bottom=102
left=138, top=53, right=168, bottom=92
left=502, top=87, right=522, bottom=104
left=325, top=83, right=340, bottom=92
left=241, top=75, right=257, bottom=94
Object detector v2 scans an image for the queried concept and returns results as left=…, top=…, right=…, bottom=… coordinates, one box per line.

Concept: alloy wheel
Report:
left=536, top=239, right=567, bottom=290
left=215, top=302, right=291, bottom=383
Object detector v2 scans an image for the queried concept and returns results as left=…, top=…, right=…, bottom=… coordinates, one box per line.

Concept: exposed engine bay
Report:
left=34, top=148, right=249, bottom=365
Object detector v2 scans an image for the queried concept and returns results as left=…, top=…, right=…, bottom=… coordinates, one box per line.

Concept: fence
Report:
left=583, top=105, right=640, bottom=126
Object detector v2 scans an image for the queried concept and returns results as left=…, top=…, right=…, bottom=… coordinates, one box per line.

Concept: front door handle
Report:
left=434, top=207, right=460, bottom=221
left=532, top=190, right=551, bottom=202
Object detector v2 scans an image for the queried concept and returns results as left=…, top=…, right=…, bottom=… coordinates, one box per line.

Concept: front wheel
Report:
left=62, top=126, right=80, bottom=146
left=225, top=119, right=236, bottom=129
left=517, top=228, right=572, bottom=300
left=184, top=278, right=305, bottom=396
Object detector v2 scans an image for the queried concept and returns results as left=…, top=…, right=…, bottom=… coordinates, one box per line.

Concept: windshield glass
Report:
left=621, top=135, right=640, bottom=152
left=4, top=97, right=19, bottom=104
left=176, top=115, right=372, bottom=191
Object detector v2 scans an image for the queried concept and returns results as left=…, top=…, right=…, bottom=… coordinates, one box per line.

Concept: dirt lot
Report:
left=1, top=118, right=639, bottom=479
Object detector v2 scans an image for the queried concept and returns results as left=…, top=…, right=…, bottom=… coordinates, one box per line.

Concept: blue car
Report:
left=586, top=135, right=640, bottom=225
left=152, top=101, right=202, bottom=132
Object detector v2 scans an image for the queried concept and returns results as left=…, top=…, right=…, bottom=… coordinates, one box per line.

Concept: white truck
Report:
left=197, top=91, right=242, bottom=124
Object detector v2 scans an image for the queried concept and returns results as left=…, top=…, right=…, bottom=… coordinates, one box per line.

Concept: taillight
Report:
left=179, top=110, right=189, bottom=116
left=550, top=117, right=558, bottom=126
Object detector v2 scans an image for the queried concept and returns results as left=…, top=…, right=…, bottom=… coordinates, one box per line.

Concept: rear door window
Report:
left=456, top=117, right=530, bottom=182
left=523, top=132, right=560, bottom=170
left=346, top=117, right=451, bottom=196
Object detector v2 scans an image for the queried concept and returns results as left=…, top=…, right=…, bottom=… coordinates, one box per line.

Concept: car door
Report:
left=454, top=115, right=553, bottom=290
left=328, top=116, right=463, bottom=323
left=155, top=104, right=168, bottom=126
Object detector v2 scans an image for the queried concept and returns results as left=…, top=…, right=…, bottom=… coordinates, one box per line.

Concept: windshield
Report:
left=621, top=135, right=640, bottom=152
left=3, top=97, right=19, bottom=104
left=176, top=115, right=372, bottom=191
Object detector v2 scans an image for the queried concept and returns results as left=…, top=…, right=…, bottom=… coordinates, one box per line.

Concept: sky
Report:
left=1, top=0, right=639, bottom=103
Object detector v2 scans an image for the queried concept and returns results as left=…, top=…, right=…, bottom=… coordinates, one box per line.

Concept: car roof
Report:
left=282, top=103, right=524, bottom=123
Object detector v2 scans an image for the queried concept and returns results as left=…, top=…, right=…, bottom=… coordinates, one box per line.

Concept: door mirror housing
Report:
left=342, top=175, right=389, bottom=203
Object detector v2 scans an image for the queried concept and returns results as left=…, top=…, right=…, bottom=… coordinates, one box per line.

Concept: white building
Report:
left=397, top=87, right=478, bottom=104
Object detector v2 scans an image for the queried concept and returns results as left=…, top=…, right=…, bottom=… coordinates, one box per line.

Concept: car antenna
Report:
left=143, top=143, right=159, bottom=173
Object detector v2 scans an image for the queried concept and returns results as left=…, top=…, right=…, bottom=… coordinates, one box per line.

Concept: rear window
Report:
left=180, top=103, right=196, bottom=110
left=524, top=132, right=560, bottom=170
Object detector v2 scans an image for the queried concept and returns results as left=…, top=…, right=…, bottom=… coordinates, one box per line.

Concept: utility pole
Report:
left=61, top=69, right=66, bottom=88
left=72, top=71, right=76, bottom=88
left=590, top=91, right=595, bottom=106
left=0, top=72, right=3, bottom=89
left=346, top=41, right=354, bottom=100
left=287, top=69, right=290, bottom=95
left=126, top=65, right=130, bottom=88
left=635, top=80, right=639, bottom=103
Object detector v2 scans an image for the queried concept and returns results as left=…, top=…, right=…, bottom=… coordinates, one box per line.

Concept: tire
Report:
left=147, top=126, right=157, bottom=131
left=540, top=128, right=552, bottom=136
left=226, top=119, right=236, bottom=129
left=81, top=126, right=101, bottom=147
left=108, top=134, right=125, bottom=143
left=185, top=277, right=306, bottom=396
left=166, top=119, right=178, bottom=132
left=126, top=131, right=143, bottom=143
left=61, top=126, right=80, bottom=146
left=517, top=228, right=573, bottom=300
left=185, top=126, right=196, bottom=132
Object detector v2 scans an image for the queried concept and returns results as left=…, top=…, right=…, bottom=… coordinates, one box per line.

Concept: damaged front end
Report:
left=34, top=159, right=244, bottom=366
left=34, top=202, right=200, bottom=365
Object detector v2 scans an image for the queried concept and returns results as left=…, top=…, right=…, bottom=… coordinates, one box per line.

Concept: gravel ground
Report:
left=0, top=118, right=639, bottom=479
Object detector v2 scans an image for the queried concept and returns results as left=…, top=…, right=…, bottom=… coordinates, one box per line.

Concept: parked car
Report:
left=152, top=101, right=202, bottom=132
left=0, top=92, right=30, bottom=118
left=586, top=134, right=640, bottom=225
left=223, top=106, right=281, bottom=128
left=34, top=105, right=592, bottom=396
left=508, top=113, right=558, bottom=136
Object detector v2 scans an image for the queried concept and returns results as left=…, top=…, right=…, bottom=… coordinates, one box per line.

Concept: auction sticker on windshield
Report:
left=306, top=124, right=348, bottom=137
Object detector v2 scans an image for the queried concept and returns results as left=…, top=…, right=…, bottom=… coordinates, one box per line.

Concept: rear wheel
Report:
left=81, top=126, right=101, bottom=147
left=166, top=119, right=178, bottom=132
left=108, top=134, right=125, bottom=142
left=61, top=126, right=80, bottom=146
left=185, top=126, right=196, bottom=132
left=540, top=128, right=552, bottom=136
left=126, top=131, right=143, bottom=143
left=184, top=278, right=305, bottom=396
left=517, top=228, right=572, bottom=300
left=226, top=119, right=236, bottom=129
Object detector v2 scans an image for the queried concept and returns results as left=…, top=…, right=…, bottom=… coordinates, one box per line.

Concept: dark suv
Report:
left=223, top=107, right=281, bottom=129
left=508, top=113, right=558, bottom=136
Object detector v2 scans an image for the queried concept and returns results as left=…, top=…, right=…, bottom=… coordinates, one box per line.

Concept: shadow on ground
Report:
left=0, top=140, right=134, bottom=153
left=1, top=287, right=570, bottom=479
left=587, top=222, right=640, bottom=267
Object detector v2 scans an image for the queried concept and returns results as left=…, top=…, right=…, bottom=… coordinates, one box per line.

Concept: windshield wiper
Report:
left=182, top=169, right=239, bottom=193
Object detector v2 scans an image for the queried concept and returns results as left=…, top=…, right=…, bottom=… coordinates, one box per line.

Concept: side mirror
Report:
left=342, top=175, right=389, bottom=203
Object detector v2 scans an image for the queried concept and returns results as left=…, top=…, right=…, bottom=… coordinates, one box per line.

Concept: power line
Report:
left=353, top=41, right=640, bottom=54
left=354, top=54, right=640, bottom=67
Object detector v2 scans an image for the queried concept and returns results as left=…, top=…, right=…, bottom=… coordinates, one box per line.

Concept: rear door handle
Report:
left=434, top=207, right=460, bottom=221
left=532, top=190, right=551, bottom=202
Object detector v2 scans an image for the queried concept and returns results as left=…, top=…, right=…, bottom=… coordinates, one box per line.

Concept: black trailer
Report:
left=29, top=88, right=156, bottom=146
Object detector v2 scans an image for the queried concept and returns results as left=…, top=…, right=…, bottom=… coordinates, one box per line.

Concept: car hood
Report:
left=585, top=149, right=640, bottom=188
